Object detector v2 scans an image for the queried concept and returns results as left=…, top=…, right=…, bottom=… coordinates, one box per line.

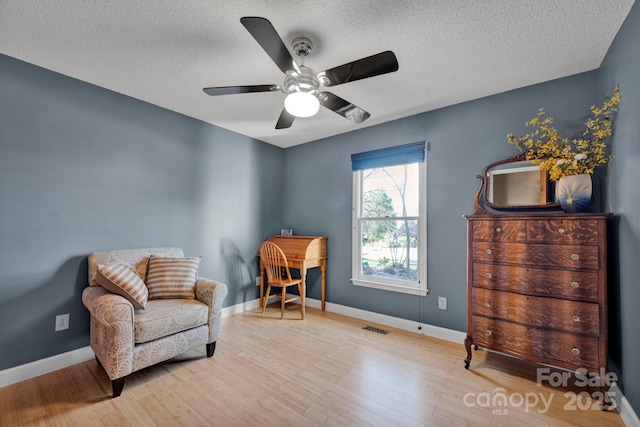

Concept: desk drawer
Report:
left=472, top=288, right=599, bottom=336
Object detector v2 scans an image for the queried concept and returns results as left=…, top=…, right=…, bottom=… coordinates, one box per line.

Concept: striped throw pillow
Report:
left=146, top=256, right=201, bottom=299
left=96, top=264, right=149, bottom=309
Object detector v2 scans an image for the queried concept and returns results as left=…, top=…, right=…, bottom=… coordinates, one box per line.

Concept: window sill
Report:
left=351, top=278, right=427, bottom=296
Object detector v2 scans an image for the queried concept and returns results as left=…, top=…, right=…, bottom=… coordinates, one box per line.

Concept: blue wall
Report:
left=598, top=0, right=640, bottom=414
left=282, top=72, right=598, bottom=332
left=0, top=54, right=283, bottom=370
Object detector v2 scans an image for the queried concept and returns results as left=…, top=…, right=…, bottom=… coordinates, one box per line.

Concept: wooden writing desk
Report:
left=259, top=235, right=328, bottom=310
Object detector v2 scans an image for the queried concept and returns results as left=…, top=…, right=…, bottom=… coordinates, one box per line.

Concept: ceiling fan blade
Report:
left=319, top=92, right=371, bottom=124
left=318, top=51, right=398, bottom=87
left=203, top=85, right=280, bottom=96
left=240, top=17, right=298, bottom=74
left=275, top=108, right=295, bottom=129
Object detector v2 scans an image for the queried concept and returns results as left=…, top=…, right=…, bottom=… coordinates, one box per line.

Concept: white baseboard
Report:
left=3, top=299, right=638, bottom=427
left=221, top=298, right=260, bottom=318
left=0, top=300, right=259, bottom=389
left=611, top=382, right=640, bottom=427
left=304, top=297, right=466, bottom=344
left=0, top=346, right=95, bottom=389
left=259, top=295, right=466, bottom=343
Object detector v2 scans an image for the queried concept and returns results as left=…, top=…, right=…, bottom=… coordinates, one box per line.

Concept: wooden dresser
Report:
left=464, top=213, right=610, bottom=374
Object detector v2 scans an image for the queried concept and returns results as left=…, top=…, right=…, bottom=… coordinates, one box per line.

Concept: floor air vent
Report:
left=363, top=325, right=389, bottom=335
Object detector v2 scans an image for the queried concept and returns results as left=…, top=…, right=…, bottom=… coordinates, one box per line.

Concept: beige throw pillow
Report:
left=96, top=264, right=149, bottom=309
left=146, top=256, right=201, bottom=299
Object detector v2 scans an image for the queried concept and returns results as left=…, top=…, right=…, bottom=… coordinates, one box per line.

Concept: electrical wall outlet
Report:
left=256, top=276, right=260, bottom=287
left=55, top=313, right=69, bottom=331
left=438, top=297, right=447, bottom=310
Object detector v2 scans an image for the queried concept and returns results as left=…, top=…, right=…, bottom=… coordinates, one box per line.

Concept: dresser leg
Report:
left=601, top=384, right=615, bottom=411
left=464, top=335, right=473, bottom=369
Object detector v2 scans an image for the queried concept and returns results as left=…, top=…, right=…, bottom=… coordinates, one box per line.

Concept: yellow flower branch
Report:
left=507, top=86, right=621, bottom=181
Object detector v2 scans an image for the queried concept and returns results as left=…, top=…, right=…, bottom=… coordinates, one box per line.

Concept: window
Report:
left=351, top=142, right=427, bottom=295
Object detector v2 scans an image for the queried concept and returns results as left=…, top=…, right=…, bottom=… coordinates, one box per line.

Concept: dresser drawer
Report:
left=472, top=288, right=599, bottom=336
left=472, top=316, right=600, bottom=371
left=472, top=220, right=526, bottom=242
left=473, top=242, right=599, bottom=270
left=472, top=263, right=599, bottom=302
left=528, top=219, right=599, bottom=244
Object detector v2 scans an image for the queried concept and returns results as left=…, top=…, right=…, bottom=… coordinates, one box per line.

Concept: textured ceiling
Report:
left=1, top=1, right=635, bottom=148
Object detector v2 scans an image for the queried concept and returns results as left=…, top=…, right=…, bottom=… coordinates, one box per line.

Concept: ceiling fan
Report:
left=203, top=17, right=399, bottom=129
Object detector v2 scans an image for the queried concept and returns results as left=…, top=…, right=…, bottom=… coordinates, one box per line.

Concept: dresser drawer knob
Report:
left=486, top=249, right=492, bottom=255
left=495, top=227, right=502, bottom=233
left=558, top=228, right=566, bottom=234
left=485, top=330, right=492, bottom=336
left=572, top=347, right=580, bottom=355
left=485, top=273, right=492, bottom=279
left=485, top=301, right=491, bottom=307
left=571, top=282, right=580, bottom=288
left=571, top=254, right=580, bottom=261
left=572, top=315, right=581, bottom=322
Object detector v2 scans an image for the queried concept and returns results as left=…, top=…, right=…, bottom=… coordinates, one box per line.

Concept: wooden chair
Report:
left=260, top=241, right=305, bottom=319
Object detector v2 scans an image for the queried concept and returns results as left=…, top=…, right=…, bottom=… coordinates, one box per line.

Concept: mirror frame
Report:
left=473, top=153, right=560, bottom=213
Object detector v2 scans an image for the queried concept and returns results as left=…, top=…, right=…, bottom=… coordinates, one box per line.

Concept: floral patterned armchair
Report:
left=82, top=247, right=227, bottom=397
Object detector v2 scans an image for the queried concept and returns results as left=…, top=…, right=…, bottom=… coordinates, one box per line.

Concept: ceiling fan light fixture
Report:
left=284, top=91, right=320, bottom=118
left=283, top=66, right=320, bottom=118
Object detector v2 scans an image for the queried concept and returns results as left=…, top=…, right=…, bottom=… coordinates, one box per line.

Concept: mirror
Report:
left=488, top=162, right=546, bottom=206
left=476, top=154, right=559, bottom=211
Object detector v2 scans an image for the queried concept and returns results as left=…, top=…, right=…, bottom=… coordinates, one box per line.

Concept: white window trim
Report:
left=351, top=160, right=427, bottom=296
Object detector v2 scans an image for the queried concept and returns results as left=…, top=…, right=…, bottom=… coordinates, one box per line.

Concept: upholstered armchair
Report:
left=82, top=247, right=227, bottom=397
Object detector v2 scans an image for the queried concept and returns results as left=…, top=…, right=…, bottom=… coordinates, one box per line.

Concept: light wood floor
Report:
left=1, top=305, right=625, bottom=426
